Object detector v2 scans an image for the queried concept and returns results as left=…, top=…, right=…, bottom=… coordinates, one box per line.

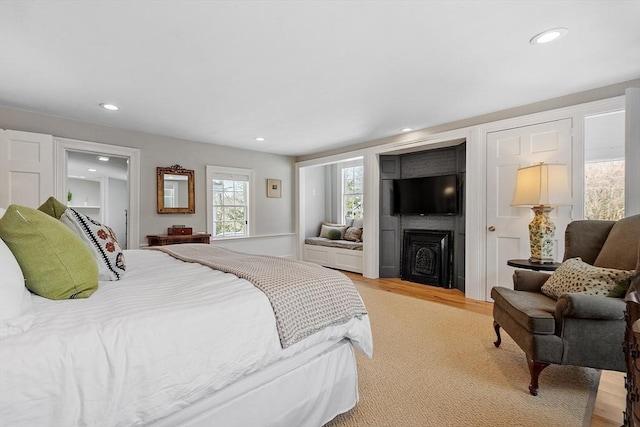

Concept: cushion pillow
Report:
left=607, top=275, right=635, bottom=298
left=61, top=208, right=126, bottom=281
left=38, top=196, right=68, bottom=219
left=541, top=257, right=634, bottom=299
left=0, top=204, right=98, bottom=299
left=344, top=226, right=363, bottom=242
left=594, top=214, right=640, bottom=270
left=352, top=218, right=364, bottom=229
left=319, top=224, right=347, bottom=240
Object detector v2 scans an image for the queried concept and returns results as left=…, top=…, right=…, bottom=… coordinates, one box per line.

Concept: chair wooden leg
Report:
left=493, top=320, right=502, bottom=348
left=526, top=355, right=550, bottom=396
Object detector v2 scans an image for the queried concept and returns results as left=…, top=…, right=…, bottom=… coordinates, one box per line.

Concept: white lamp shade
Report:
left=511, top=163, right=572, bottom=206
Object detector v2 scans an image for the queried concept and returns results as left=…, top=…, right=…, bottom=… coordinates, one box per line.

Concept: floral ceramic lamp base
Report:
left=528, top=206, right=556, bottom=263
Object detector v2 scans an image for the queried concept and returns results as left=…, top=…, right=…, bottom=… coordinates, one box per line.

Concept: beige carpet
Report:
left=326, top=284, right=599, bottom=427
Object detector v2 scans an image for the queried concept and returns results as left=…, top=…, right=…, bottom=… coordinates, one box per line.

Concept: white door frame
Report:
left=476, top=96, right=625, bottom=300
left=485, top=119, right=573, bottom=301
left=54, top=138, right=141, bottom=249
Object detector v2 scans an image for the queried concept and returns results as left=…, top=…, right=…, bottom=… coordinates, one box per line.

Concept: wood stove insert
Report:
left=401, top=229, right=452, bottom=288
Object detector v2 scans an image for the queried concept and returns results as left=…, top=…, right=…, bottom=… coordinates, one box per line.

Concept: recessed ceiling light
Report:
left=255, top=137, right=265, bottom=142
left=97, top=156, right=110, bottom=162
left=87, top=168, right=97, bottom=172
left=401, top=128, right=413, bottom=132
left=530, top=28, right=568, bottom=45
left=99, top=103, right=119, bottom=111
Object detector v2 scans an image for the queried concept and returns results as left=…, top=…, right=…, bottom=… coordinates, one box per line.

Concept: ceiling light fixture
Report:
left=87, top=168, right=97, bottom=172
left=99, top=103, right=119, bottom=111
left=255, top=137, right=265, bottom=142
left=401, top=128, right=413, bottom=132
left=530, top=27, right=568, bottom=45
left=97, top=156, right=110, bottom=162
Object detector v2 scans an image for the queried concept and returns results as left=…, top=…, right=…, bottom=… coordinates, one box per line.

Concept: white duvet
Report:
left=0, top=250, right=372, bottom=427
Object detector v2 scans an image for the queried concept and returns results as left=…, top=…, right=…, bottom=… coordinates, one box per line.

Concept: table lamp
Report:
left=511, top=163, right=572, bottom=263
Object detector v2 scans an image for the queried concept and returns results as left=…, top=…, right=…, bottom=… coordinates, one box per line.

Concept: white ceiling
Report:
left=1, top=1, right=638, bottom=157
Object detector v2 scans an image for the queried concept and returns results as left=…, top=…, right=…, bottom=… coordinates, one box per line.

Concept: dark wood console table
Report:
left=147, top=234, right=211, bottom=246
left=507, top=259, right=561, bottom=272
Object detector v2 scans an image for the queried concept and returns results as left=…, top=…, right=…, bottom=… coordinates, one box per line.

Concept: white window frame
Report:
left=338, top=159, right=364, bottom=222
left=206, top=165, right=255, bottom=238
left=583, top=109, right=626, bottom=220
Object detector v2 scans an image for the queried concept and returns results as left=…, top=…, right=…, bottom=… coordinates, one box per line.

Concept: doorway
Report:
left=55, top=138, right=141, bottom=249
left=485, top=119, right=572, bottom=301
left=66, top=151, right=129, bottom=248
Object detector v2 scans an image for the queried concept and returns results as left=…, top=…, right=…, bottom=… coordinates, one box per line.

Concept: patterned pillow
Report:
left=344, top=226, right=363, bottom=242
left=61, top=209, right=126, bottom=281
left=319, top=224, right=347, bottom=240
left=541, top=257, right=634, bottom=299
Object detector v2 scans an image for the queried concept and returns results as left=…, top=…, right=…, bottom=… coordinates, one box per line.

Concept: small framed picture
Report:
left=267, top=179, right=281, bottom=198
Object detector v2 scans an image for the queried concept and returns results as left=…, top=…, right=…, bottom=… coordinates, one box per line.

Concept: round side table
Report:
left=507, top=259, right=561, bottom=272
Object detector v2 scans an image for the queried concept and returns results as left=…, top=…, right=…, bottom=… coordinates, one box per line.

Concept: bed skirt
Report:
left=153, top=339, right=359, bottom=427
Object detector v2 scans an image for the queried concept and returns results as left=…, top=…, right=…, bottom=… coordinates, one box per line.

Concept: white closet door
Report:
left=485, top=119, right=573, bottom=301
left=0, top=130, right=54, bottom=209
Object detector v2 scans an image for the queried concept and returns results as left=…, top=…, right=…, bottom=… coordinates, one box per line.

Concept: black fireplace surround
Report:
left=401, top=229, right=452, bottom=288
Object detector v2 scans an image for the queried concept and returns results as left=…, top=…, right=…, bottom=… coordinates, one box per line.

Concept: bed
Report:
left=0, top=205, right=373, bottom=427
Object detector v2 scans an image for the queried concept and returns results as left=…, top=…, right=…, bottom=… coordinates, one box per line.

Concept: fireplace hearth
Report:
left=401, top=229, right=452, bottom=288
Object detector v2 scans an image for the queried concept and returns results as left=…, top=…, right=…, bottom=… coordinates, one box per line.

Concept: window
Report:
left=342, top=165, right=363, bottom=220
left=206, top=166, right=254, bottom=238
left=584, top=111, right=625, bottom=220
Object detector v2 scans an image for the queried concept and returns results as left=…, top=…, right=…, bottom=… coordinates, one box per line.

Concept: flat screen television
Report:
left=392, top=174, right=458, bottom=215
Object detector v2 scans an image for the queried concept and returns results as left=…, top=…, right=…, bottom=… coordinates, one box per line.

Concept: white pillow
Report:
left=0, top=224, right=35, bottom=338
left=60, top=208, right=126, bottom=281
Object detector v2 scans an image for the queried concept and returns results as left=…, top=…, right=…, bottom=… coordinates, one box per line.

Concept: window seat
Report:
left=303, top=237, right=363, bottom=273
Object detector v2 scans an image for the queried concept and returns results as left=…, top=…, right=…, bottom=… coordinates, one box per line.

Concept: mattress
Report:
left=0, top=249, right=372, bottom=426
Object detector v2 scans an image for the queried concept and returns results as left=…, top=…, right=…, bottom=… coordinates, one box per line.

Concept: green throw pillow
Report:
left=327, top=228, right=342, bottom=240
left=0, top=204, right=98, bottom=299
left=38, top=196, right=68, bottom=219
left=606, top=276, right=633, bottom=298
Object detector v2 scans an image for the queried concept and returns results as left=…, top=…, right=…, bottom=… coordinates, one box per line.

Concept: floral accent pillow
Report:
left=61, top=208, right=126, bottom=281
left=541, top=257, right=634, bottom=299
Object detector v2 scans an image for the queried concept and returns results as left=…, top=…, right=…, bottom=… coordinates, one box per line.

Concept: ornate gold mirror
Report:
left=157, top=165, right=195, bottom=214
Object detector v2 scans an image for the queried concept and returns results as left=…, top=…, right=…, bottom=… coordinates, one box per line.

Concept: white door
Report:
left=485, top=119, right=573, bottom=300
left=0, top=130, right=53, bottom=208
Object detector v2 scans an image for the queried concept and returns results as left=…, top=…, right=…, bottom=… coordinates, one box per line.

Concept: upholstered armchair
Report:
left=491, top=215, right=640, bottom=395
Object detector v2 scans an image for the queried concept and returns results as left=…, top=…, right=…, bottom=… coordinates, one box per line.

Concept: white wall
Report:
left=303, top=165, right=326, bottom=238
left=0, top=107, right=296, bottom=247
left=67, top=177, right=101, bottom=207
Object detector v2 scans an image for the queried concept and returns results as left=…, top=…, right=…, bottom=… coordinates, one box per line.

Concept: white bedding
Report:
left=0, top=249, right=372, bottom=427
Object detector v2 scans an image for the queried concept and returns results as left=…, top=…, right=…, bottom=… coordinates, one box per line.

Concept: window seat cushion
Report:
left=304, top=237, right=363, bottom=251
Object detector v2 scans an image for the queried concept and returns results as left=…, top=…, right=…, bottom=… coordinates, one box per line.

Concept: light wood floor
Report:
left=344, top=273, right=625, bottom=427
